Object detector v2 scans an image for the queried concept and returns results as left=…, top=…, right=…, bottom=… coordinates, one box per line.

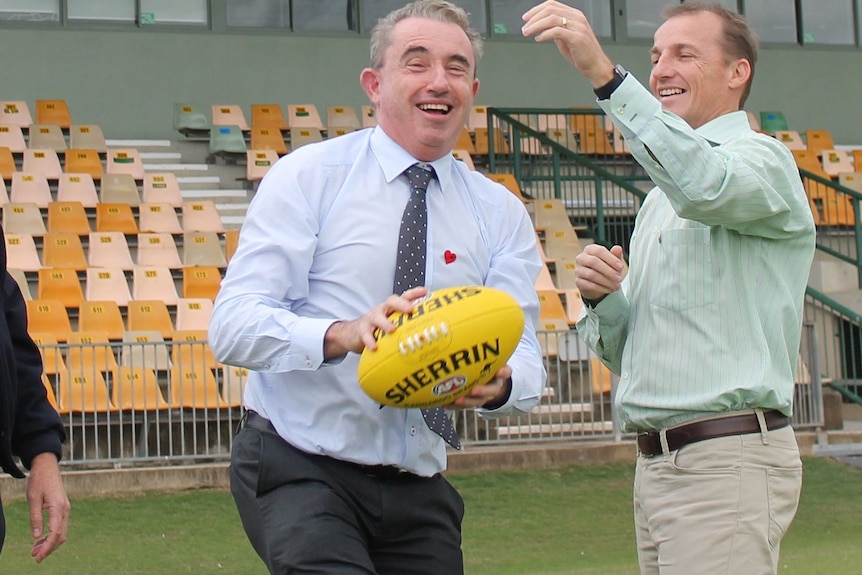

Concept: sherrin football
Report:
left=357, top=285, right=525, bottom=408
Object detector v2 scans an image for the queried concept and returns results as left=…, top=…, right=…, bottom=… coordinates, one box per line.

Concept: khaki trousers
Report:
left=634, top=424, right=801, bottom=575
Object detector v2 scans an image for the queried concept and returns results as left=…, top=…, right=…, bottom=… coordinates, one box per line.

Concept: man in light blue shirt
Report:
left=524, top=2, right=816, bottom=573
left=210, top=1, right=545, bottom=573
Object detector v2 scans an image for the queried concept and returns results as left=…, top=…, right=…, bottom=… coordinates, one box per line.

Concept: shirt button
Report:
left=410, top=426, right=417, bottom=436
left=622, top=372, right=629, bottom=379
left=616, top=107, right=626, bottom=115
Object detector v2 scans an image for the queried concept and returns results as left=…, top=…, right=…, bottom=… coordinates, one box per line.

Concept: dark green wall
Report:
left=2, top=27, right=860, bottom=143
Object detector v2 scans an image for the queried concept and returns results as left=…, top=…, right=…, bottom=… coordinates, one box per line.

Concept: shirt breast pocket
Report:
left=650, top=228, right=714, bottom=311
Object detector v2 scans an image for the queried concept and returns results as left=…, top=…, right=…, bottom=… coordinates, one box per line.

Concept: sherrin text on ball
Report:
left=357, top=285, right=525, bottom=408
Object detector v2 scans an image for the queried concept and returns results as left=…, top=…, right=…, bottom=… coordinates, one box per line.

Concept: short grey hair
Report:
left=369, top=0, right=484, bottom=77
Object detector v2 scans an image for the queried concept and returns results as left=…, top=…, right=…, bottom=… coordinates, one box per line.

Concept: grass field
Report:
left=0, top=457, right=860, bottom=574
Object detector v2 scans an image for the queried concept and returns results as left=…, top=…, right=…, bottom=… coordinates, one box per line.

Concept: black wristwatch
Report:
left=593, top=64, right=628, bottom=100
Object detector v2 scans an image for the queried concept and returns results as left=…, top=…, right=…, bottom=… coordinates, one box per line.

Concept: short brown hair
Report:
left=663, top=3, right=759, bottom=107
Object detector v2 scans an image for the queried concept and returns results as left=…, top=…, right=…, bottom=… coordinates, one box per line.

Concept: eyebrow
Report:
left=650, top=42, right=699, bottom=58
left=401, top=45, right=472, bottom=70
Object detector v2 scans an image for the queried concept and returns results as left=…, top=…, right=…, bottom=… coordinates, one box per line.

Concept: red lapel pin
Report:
left=444, top=250, right=456, bottom=264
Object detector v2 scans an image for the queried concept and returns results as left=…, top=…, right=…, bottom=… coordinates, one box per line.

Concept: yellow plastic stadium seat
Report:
left=805, top=129, right=834, bottom=155
left=26, top=299, right=73, bottom=343
left=537, top=289, right=568, bottom=322
left=41, top=232, right=88, bottom=270
left=170, top=365, right=232, bottom=410
left=95, top=202, right=138, bottom=234
left=30, top=331, right=66, bottom=376
left=57, top=370, right=117, bottom=414
left=64, top=148, right=104, bottom=180
left=182, top=265, right=222, bottom=300
left=78, top=300, right=127, bottom=341
left=250, top=103, right=288, bottom=131
left=66, top=331, right=120, bottom=381
left=37, top=267, right=84, bottom=308
left=220, top=364, right=248, bottom=407
left=250, top=126, right=288, bottom=156
left=224, top=229, right=240, bottom=263
left=35, top=99, right=72, bottom=129
left=0, top=147, right=17, bottom=180
left=485, top=173, right=528, bottom=203
left=171, top=329, right=218, bottom=373
left=126, top=300, right=176, bottom=339
left=47, top=200, right=91, bottom=236
left=112, top=366, right=174, bottom=411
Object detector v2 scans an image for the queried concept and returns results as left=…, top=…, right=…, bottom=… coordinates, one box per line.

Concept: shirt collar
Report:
left=694, top=110, right=750, bottom=146
left=369, top=126, right=454, bottom=193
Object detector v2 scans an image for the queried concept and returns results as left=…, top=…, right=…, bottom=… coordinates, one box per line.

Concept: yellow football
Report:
left=357, top=285, right=525, bottom=408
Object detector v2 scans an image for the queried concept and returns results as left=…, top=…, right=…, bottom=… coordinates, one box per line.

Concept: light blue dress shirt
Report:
left=209, top=126, right=546, bottom=476
left=577, top=76, right=816, bottom=432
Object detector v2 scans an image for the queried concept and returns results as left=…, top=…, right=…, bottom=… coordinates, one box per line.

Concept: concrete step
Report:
left=496, top=420, right=614, bottom=439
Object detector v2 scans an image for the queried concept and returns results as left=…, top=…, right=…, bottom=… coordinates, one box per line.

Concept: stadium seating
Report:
left=23, top=148, right=63, bottom=179
left=250, top=103, right=288, bottom=131
left=47, top=200, right=91, bottom=235
left=246, top=149, right=278, bottom=183
left=249, top=126, right=288, bottom=155
left=28, top=124, right=67, bottom=152
left=3, top=202, right=47, bottom=235
left=26, top=299, right=73, bottom=342
left=361, top=105, right=376, bottom=128
left=182, top=201, right=224, bottom=233
left=5, top=232, right=42, bottom=272
left=87, top=231, right=135, bottom=270
left=759, top=110, right=788, bottom=134
left=78, top=300, right=127, bottom=341
left=84, top=267, right=133, bottom=306
left=182, top=265, right=222, bottom=300
left=173, top=103, right=210, bottom=138
left=57, top=370, right=117, bottom=414
left=112, top=366, right=174, bottom=411
left=41, top=232, right=88, bottom=270
left=136, top=232, right=183, bottom=268
left=169, top=365, right=233, bottom=410
left=126, top=300, right=176, bottom=339
left=0, top=101, right=33, bottom=127
left=106, top=148, right=145, bottom=180
left=35, top=99, right=72, bottom=129
left=120, top=330, right=172, bottom=371
left=69, top=124, right=107, bottom=154
left=0, top=124, right=27, bottom=153
left=142, top=172, right=183, bottom=207
left=326, top=105, right=361, bottom=131
left=774, top=130, right=805, bottom=150
left=174, top=298, right=214, bottom=332
left=37, top=267, right=85, bottom=308
left=288, top=128, right=323, bottom=150
left=211, top=104, right=249, bottom=131
left=286, top=104, right=324, bottom=130
left=66, top=331, right=120, bottom=382
left=10, top=172, right=52, bottom=208
left=57, top=172, right=99, bottom=207
left=31, top=332, right=66, bottom=376
left=138, top=202, right=182, bottom=234
left=805, top=129, right=835, bottom=155
left=96, top=202, right=138, bottom=234
left=0, top=147, right=16, bottom=180
left=64, top=148, right=104, bottom=180
left=209, top=125, right=247, bottom=161
left=132, top=267, right=179, bottom=306
left=182, top=231, right=227, bottom=267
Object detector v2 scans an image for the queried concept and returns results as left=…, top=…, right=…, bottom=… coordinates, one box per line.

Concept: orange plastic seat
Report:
left=170, top=365, right=232, bottom=410
left=57, top=370, right=117, bottom=414
left=220, top=364, right=248, bottom=407
left=182, top=266, right=222, bottom=300
left=35, top=99, right=72, bottom=129
left=66, top=331, right=120, bottom=381
left=47, top=200, right=91, bottom=235
left=112, top=366, right=174, bottom=411
left=95, top=202, right=138, bottom=234
left=64, top=148, right=103, bottom=180
left=30, top=331, right=67, bottom=376
left=26, top=299, right=73, bottom=342
left=249, top=127, right=287, bottom=156
left=250, top=103, right=288, bottom=130
left=127, top=300, right=175, bottom=339
left=41, top=232, right=88, bottom=270
left=78, top=300, right=127, bottom=341
left=0, top=146, right=17, bottom=180
left=37, top=267, right=85, bottom=308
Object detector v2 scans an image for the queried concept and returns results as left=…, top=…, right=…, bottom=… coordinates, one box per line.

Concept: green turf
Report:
left=0, top=457, right=859, bottom=574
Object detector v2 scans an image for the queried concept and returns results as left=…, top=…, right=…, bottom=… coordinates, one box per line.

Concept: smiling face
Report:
left=649, top=11, right=750, bottom=129
left=360, top=17, right=479, bottom=162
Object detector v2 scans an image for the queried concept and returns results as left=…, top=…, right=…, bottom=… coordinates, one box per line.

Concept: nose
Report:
left=651, top=53, right=672, bottom=79
left=427, top=63, right=450, bottom=92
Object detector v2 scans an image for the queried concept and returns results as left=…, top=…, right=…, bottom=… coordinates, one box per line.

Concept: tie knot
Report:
left=404, top=163, right=434, bottom=192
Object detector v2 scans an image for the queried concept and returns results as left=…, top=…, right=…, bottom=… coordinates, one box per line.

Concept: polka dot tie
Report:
left=393, top=164, right=460, bottom=449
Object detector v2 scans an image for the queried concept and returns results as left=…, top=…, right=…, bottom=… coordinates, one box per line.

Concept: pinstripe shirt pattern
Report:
left=578, top=76, right=816, bottom=432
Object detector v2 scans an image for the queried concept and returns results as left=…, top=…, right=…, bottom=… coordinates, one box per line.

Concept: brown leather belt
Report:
left=637, top=410, right=790, bottom=458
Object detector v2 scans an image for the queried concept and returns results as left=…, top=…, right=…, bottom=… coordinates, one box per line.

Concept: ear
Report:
left=472, top=77, right=480, bottom=100
left=360, top=68, right=381, bottom=106
left=728, top=58, right=751, bottom=91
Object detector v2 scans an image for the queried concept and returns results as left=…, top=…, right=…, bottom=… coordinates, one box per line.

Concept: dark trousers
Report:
left=230, top=413, right=465, bottom=575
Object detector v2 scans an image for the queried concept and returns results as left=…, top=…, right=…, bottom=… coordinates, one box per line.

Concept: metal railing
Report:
left=35, top=326, right=823, bottom=468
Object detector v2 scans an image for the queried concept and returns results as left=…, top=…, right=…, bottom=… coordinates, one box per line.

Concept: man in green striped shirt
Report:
left=524, top=2, right=816, bottom=573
